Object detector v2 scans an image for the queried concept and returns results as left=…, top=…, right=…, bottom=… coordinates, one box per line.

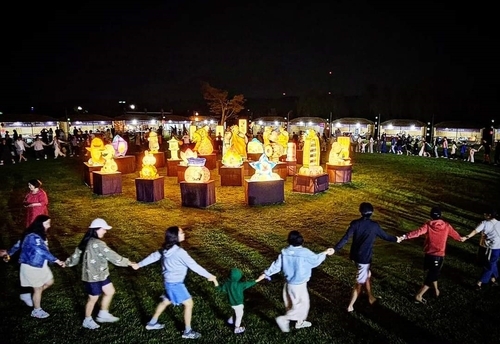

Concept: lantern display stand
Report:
left=286, top=161, right=297, bottom=176
left=242, top=161, right=253, bottom=177
left=177, top=165, right=188, bottom=183
left=114, top=155, right=136, bottom=174
left=92, top=171, right=122, bottom=195
left=220, top=166, right=244, bottom=186
left=244, top=179, right=285, bottom=206
left=198, top=153, right=216, bottom=170
left=292, top=173, right=329, bottom=194
left=166, top=159, right=181, bottom=177
left=326, top=164, right=352, bottom=184
left=135, top=176, right=165, bottom=202
left=83, top=162, right=102, bottom=188
left=247, top=153, right=261, bottom=161
left=180, top=180, right=216, bottom=208
left=272, top=162, right=288, bottom=180
left=152, top=152, right=166, bottom=168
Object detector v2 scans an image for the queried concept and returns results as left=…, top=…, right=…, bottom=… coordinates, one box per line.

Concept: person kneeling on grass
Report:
left=215, top=268, right=267, bottom=334
left=131, top=226, right=217, bottom=340
left=264, top=230, right=334, bottom=333
left=65, top=218, right=135, bottom=330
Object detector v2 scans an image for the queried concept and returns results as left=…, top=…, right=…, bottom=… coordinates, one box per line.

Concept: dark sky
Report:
left=1, top=1, right=498, bottom=121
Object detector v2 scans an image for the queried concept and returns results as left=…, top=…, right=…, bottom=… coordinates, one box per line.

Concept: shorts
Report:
left=355, top=263, right=371, bottom=284
left=20, top=261, right=53, bottom=288
left=164, top=282, right=191, bottom=306
left=423, top=255, right=444, bottom=286
left=84, top=277, right=112, bottom=296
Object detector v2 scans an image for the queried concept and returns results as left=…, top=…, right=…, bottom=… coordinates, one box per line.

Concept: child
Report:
left=468, top=147, right=477, bottom=163
left=132, top=226, right=217, bottom=340
left=65, top=218, right=135, bottom=330
left=216, top=268, right=266, bottom=334
left=264, top=230, right=334, bottom=332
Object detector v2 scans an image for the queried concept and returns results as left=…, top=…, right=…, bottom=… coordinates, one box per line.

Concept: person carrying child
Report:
left=216, top=268, right=266, bottom=334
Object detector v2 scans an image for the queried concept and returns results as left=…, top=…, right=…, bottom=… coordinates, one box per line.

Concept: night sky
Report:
left=1, top=1, right=498, bottom=122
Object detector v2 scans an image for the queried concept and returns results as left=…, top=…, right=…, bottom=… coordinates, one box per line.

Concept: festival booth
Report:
left=0, top=113, right=60, bottom=143
left=330, top=117, right=374, bottom=138
left=250, top=116, right=288, bottom=137
left=380, top=119, right=426, bottom=139
left=288, top=117, right=328, bottom=164
left=65, top=114, right=115, bottom=138
left=433, top=121, right=482, bottom=144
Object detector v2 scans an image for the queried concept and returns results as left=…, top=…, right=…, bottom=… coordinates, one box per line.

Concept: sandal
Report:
left=414, top=298, right=427, bottom=304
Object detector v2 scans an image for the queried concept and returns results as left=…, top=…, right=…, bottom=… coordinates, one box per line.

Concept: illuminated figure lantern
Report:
left=180, top=148, right=198, bottom=166
left=222, top=146, right=244, bottom=167
left=329, top=137, right=351, bottom=165
left=247, top=138, right=264, bottom=154
left=100, top=144, right=118, bottom=173
left=112, top=135, right=128, bottom=157
left=249, top=154, right=281, bottom=181
left=286, top=142, right=296, bottom=161
left=86, top=137, right=105, bottom=165
left=148, top=132, right=160, bottom=153
left=139, top=150, right=158, bottom=179
left=168, top=137, right=180, bottom=160
left=230, top=124, right=248, bottom=159
left=184, top=157, right=210, bottom=183
left=298, top=129, right=324, bottom=176
left=191, top=126, right=213, bottom=155
left=276, top=127, right=289, bottom=153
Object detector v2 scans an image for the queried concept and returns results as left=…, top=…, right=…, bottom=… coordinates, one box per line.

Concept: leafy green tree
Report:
left=201, top=82, right=246, bottom=125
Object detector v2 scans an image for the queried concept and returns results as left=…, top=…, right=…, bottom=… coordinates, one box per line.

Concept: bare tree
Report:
left=201, top=82, right=246, bottom=125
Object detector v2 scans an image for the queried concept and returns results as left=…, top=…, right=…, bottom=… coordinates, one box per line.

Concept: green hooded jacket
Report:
left=217, top=268, right=257, bottom=306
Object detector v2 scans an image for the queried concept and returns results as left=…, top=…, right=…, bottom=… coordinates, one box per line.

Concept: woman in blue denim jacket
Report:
left=2, top=215, right=65, bottom=318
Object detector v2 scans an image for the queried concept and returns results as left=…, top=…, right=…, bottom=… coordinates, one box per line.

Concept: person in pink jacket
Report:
left=398, top=207, right=462, bottom=304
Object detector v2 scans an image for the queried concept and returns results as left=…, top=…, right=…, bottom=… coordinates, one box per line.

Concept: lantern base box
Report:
left=83, top=163, right=102, bottom=188
left=198, top=153, right=216, bottom=170
left=242, top=161, right=253, bottom=177
left=273, top=162, right=288, bottom=179
left=177, top=165, right=188, bottom=183
left=296, top=151, right=303, bottom=165
left=152, top=152, right=166, bottom=168
left=286, top=161, right=297, bottom=176
left=92, top=172, right=122, bottom=195
left=292, top=174, right=329, bottom=194
left=220, top=166, right=244, bottom=186
left=244, top=179, right=284, bottom=206
left=167, top=159, right=181, bottom=177
left=326, top=164, right=352, bottom=184
left=180, top=181, right=216, bottom=208
left=247, top=153, right=261, bottom=161
left=115, top=155, right=136, bottom=174
left=135, top=177, right=164, bottom=202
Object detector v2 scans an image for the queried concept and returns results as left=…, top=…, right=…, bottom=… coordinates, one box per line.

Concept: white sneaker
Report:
left=96, top=312, right=119, bottom=323
left=275, top=316, right=290, bottom=333
left=234, top=326, right=245, bottom=334
left=83, top=318, right=100, bottom=329
left=145, top=322, right=165, bottom=330
left=31, top=308, right=50, bottom=318
left=295, top=320, right=312, bottom=329
left=227, top=317, right=234, bottom=325
left=20, top=293, right=33, bottom=307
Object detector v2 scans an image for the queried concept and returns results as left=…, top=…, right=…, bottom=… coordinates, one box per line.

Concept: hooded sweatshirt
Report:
left=405, top=219, right=462, bottom=256
left=217, top=268, right=257, bottom=306
left=137, top=245, right=212, bottom=283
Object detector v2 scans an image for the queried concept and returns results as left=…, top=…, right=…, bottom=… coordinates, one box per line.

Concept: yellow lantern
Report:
left=184, top=158, right=210, bottom=183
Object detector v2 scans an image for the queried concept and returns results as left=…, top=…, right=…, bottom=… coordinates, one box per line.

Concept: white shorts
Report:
left=355, top=263, right=371, bottom=284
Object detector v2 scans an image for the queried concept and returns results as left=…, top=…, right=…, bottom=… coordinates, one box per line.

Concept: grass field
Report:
left=0, top=151, right=499, bottom=344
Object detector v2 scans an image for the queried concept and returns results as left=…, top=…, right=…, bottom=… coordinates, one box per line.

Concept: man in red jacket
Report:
left=398, top=207, right=463, bottom=304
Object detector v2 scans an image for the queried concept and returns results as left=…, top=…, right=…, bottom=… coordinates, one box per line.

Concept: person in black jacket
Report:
left=334, top=202, right=398, bottom=312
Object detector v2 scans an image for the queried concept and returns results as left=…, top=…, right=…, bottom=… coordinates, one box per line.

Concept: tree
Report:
left=201, top=82, right=246, bottom=125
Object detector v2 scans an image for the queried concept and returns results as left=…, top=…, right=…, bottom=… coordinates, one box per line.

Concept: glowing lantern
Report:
left=100, top=144, right=118, bottom=173
left=286, top=142, right=296, bottom=161
left=247, top=138, right=264, bottom=154
left=230, top=125, right=247, bottom=159
left=184, top=158, right=210, bottom=183
left=112, top=135, right=128, bottom=157
left=298, top=129, right=324, bottom=176
left=139, top=150, right=158, bottom=179
left=148, top=132, right=160, bottom=153
left=328, top=137, right=351, bottom=166
left=168, top=137, right=180, bottom=160
left=222, top=146, right=244, bottom=167
left=86, top=137, right=105, bottom=166
left=249, top=154, right=281, bottom=181
left=180, top=148, right=197, bottom=166
left=192, top=126, right=213, bottom=155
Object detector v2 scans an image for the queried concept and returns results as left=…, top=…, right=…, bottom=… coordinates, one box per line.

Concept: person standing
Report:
left=442, top=137, right=449, bottom=158
left=49, top=136, right=67, bottom=158
left=1, top=215, right=65, bottom=318
left=264, top=230, right=334, bottom=332
left=461, top=209, right=500, bottom=290
left=65, top=218, right=135, bottom=329
left=23, top=179, right=49, bottom=229
left=132, top=226, right=217, bottom=339
left=369, top=135, right=374, bottom=153
left=14, top=136, right=29, bottom=163
left=30, top=136, right=49, bottom=160
left=334, top=202, right=398, bottom=312
left=398, top=207, right=462, bottom=303
left=216, top=268, right=266, bottom=334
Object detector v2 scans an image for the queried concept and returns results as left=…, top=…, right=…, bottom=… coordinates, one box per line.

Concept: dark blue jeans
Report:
left=479, top=248, right=500, bottom=284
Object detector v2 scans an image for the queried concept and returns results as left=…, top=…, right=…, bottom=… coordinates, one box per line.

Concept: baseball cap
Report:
left=89, top=218, right=112, bottom=230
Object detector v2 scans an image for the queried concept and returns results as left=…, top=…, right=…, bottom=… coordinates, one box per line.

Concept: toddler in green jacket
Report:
left=216, top=268, right=266, bottom=334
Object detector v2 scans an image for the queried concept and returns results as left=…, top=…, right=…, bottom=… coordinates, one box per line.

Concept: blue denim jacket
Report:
left=264, top=245, right=326, bottom=285
left=8, top=233, right=58, bottom=268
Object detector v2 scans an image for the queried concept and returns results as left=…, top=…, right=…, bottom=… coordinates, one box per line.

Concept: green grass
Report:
left=0, top=151, right=499, bottom=344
